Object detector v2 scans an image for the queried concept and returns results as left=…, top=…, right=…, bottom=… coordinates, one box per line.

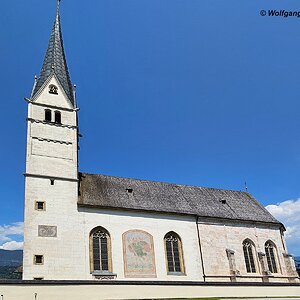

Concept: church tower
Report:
left=23, top=1, right=82, bottom=279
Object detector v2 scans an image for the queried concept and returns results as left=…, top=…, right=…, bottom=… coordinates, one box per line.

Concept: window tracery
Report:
left=243, top=239, right=257, bottom=273
left=164, top=232, right=185, bottom=274
left=265, top=241, right=278, bottom=273
left=90, top=227, right=112, bottom=273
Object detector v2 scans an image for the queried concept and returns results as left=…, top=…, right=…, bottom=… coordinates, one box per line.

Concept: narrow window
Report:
left=35, top=201, right=45, bottom=211
left=33, top=277, right=44, bottom=280
left=164, top=232, right=185, bottom=274
left=44, top=109, right=52, bottom=122
left=265, top=241, right=278, bottom=273
left=90, top=227, right=112, bottom=273
left=243, top=239, right=256, bottom=273
left=34, top=255, right=44, bottom=265
left=50, top=179, right=55, bottom=186
left=54, top=111, right=61, bottom=124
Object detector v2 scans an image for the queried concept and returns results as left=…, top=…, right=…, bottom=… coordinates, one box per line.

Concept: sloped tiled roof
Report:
left=32, top=1, right=74, bottom=105
left=78, top=173, right=280, bottom=225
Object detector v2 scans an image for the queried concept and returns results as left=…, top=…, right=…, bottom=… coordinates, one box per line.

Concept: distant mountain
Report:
left=0, top=250, right=23, bottom=267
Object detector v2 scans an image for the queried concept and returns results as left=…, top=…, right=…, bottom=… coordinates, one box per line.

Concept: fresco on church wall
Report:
left=122, top=230, right=157, bottom=278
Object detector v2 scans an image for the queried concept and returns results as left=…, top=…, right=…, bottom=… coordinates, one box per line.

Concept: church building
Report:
left=23, top=1, right=299, bottom=283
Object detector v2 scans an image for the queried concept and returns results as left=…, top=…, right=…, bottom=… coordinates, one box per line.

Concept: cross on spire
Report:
left=56, top=0, right=61, bottom=15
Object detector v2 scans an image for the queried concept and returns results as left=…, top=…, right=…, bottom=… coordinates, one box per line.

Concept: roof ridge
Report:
left=79, top=172, right=250, bottom=195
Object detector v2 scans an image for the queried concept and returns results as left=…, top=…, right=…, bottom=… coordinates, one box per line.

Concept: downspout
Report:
left=196, top=216, right=206, bottom=282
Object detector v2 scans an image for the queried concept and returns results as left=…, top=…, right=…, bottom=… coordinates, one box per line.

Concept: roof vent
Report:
left=126, top=188, right=133, bottom=194
left=220, top=199, right=226, bottom=204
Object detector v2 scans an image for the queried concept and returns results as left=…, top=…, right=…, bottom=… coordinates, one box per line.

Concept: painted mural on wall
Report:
left=123, top=230, right=156, bottom=278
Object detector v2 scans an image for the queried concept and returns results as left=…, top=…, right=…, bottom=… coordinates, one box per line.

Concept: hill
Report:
left=0, top=249, right=23, bottom=267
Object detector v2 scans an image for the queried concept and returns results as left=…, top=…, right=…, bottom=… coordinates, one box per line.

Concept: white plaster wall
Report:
left=31, top=124, right=74, bottom=142
left=24, top=203, right=204, bottom=280
left=25, top=102, right=78, bottom=179
left=23, top=177, right=84, bottom=280
left=198, top=219, right=293, bottom=282
left=30, top=104, right=76, bottom=127
left=31, top=139, right=73, bottom=160
left=79, top=208, right=204, bottom=281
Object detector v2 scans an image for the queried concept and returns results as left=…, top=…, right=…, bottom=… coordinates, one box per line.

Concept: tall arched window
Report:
left=164, top=232, right=185, bottom=274
left=44, top=109, right=52, bottom=122
left=265, top=241, right=278, bottom=273
left=54, top=111, right=61, bottom=124
left=90, top=227, right=112, bottom=273
left=243, top=239, right=256, bottom=273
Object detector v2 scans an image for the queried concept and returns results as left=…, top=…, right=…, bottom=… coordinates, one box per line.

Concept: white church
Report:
left=22, top=1, right=299, bottom=284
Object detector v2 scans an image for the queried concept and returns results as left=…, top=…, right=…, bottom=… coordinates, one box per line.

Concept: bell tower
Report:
left=23, top=0, right=81, bottom=279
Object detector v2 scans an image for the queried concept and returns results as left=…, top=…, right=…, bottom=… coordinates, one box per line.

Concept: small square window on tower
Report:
left=34, top=255, right=44, bottom=265
left=35, top=201, right=45, bottom=211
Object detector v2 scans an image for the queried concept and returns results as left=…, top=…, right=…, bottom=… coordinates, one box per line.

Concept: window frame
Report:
left=44, top=109, right=52, bottom=122
left=54, top=110, right=62, bottom=124
left=89, top=226, right=112, bottom=274
left=265, top=240, right=279, bottom=273
left=164, top=231, right=185, bottom=275
left=35, top=201, right=46, bottom=211
left=34, top=255, right=44, bottom=265
left=242, top=239, right=257, bottom=273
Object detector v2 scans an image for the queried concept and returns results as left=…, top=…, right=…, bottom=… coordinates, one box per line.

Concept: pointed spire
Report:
left=32, top=0, right=74, bottom=106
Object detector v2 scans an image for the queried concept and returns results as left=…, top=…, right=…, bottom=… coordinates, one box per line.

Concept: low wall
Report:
left=0, top=281, right=299, bottom=300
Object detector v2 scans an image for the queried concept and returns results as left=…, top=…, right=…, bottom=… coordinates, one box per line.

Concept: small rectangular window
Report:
left=54, top=111, right=62, bottom=124
left=33, top=277, right=44, bottom=280
left=34, top=255, right=44, bottom=265
left=35, top=201, right=45, bottom=211
left=44, top=109, right=52, bottom=122
left=50, top=179, right=55, bottom=185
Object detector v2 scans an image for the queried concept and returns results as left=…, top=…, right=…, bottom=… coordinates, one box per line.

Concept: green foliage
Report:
left=0, top=266, right=22, bottom=280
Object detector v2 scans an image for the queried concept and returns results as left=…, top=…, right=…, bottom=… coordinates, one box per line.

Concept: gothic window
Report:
left=265, top=241, right=278, bottom=273
left=49, top=84, right=58, bottom=95
left=164, top=232, right=185, bottom=274
left=243, top=239, right=257, bottom=273
left=90, top=227, right=112, bottom=273
left=54, top=111, right=61, bottom=124
left=44, top=109, right=52, bottom=122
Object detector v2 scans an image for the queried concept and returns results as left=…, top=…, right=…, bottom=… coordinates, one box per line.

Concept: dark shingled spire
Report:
left=32, top=0, right=74, bottom=106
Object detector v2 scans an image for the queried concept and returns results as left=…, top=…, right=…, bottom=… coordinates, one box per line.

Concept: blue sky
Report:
left=0, top=0, right=299, bottom=255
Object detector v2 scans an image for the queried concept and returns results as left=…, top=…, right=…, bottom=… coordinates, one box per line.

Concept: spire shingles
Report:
left=32, top=1, right=74, bottom=106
